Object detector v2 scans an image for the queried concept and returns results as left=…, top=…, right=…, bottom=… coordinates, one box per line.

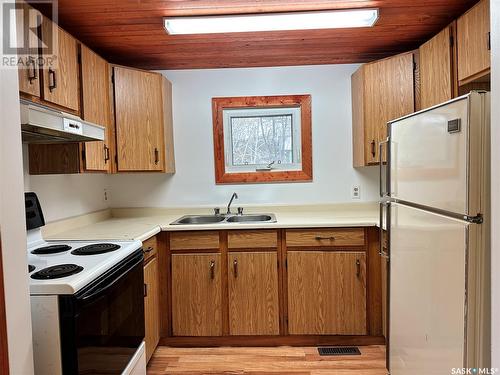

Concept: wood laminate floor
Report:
left=147, top=345, right=387, bottom=375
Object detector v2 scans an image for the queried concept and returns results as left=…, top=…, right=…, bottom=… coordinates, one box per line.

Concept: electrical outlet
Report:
left=103, top=189, right=109, bottom=202
left=351, top=185, right=360, bottom=199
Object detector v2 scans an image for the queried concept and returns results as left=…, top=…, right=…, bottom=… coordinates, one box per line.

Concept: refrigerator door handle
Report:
left=379, top=138, right=390, bottom=197
left=379, top=201, right=390, bottom=259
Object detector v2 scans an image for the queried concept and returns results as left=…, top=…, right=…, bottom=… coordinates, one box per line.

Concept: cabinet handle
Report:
left=209, top=260, right=215, bottom=280
left=487, top=31, right=491, bottom=51
left=104, top=146, right=110, bottom=163
left=28, top=56, right=37, bottom=83
left=144, top=283, right=148, bottom=297
left=356, top=259, right=361, bottom=278
left=233, top=259, right=238, bottom=278
left=143, top=246, right=153, bottom=254
left=48, top=68, right=57, bottom=92
left=154, top=148, right=159, bottom=165
left=315, top=236, right=335, bottom=241
left=371, top=139, right=376, bottom=158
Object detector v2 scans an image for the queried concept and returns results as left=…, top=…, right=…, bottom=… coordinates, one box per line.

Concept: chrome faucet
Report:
left=227, top=192, right=238, bottom=214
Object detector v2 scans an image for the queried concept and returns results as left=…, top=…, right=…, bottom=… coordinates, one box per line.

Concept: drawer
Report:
left=170, top=231, right=220, bottom=251
left=142, top=235, right=158, bottom=263
left=286, top=228, right=365, bottom=247
left=228, top=230, right=278, bottom=249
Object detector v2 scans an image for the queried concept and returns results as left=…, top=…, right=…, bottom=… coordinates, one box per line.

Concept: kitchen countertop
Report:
left=43, top=203, right=380, bottom=242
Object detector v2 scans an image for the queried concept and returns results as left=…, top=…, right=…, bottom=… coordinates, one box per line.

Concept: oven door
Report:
left=59, top=250, right=145, bottom=374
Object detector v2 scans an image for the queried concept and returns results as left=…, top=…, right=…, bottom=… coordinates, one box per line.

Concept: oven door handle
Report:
left=78, top=254, right=144, bottom=302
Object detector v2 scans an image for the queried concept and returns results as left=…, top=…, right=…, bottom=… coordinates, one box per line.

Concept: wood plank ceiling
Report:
left=31, top=0, right=478, bottom=70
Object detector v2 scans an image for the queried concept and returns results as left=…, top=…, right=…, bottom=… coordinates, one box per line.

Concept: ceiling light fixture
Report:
left=164, top=9, right=379, bottom=35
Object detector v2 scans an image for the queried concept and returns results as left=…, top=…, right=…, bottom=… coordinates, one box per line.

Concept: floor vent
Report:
left=318, top=346, right=361, bottom=356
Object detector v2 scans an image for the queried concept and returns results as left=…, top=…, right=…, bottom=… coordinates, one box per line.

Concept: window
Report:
left=212, top=95, right=312, bottom=184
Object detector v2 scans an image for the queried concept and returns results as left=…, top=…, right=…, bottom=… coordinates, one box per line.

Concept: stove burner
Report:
left=31, top=244, right=71, bottom=255
left=28, top=265, right=35, bottom=273
left=31, top=264, right=83, bottom=280
left=71, top=243, right=121, bottom=256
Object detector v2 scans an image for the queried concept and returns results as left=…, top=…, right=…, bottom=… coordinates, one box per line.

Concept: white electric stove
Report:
left=27, top=228, right=142, bottom=295
left=25, top=192, right=146, bottom=375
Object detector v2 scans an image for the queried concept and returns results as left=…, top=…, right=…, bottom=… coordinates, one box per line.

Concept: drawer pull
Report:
left=209, top=260, right=215, bottom=279
left=315, top=236, right=335, bottom=241
left=144, top=246, right=154, bottom=253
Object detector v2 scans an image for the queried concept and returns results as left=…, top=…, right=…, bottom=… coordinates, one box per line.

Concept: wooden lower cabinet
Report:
left=164, top=228, right=379, bottom=345
left=144, top=256, right=160, bottom=363
left=287, top=251, right=367, bottom=335
left=228, top=252, right=280, bottom=335
left=171, top=253, right=222, bottom=336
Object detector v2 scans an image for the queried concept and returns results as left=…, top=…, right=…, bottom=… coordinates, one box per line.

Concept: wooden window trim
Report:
left=212, top=95, right=312, bottom=184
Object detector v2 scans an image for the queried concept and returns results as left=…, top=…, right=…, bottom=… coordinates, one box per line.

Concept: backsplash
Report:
left=23, top=145, right=110, bottom=223
left=108, top=64, right=380, bottom=208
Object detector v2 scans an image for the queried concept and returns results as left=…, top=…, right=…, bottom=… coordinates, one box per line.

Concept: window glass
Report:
left=223, top=107, right=301, bottom=173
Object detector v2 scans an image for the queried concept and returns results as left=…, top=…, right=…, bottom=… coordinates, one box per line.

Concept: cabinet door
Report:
left=364, top=53, right=415, bottom=164
left=419, top=25, right=456, bottom=109
left=41, top=18, right=79, bottom=111
left=457, top=0, right=490, bottom=83
left=80, top=45, right=111, bottom=172
left=171, top=254, right=222, bottom=336
left=144, top=257, right=159, bottom=363
left=114, top=67, right=164, bottom=172
left=287, top=251, right=367, bottom=335
left=228, top=252, right=279, bottom=335
left=18, top=3, right=41, bottom=97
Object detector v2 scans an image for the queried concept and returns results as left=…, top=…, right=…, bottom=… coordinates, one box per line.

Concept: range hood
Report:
left=20, top=100, right=105, bottom=143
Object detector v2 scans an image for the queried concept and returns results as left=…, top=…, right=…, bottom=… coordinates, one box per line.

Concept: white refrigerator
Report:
left=380, top=91, right=491, bottom=374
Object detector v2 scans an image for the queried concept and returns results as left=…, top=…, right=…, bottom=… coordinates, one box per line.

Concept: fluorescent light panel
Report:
left=164, top=9, right=379, bottom=35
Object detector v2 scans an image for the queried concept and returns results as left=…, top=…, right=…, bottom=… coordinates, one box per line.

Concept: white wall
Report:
left=108, top=64, right=379, bottom=208
left=23, top=146, right=110, bottom=223
left=0, top=2, right=34, bottom=370
left=490, top=0, right=500, bottom=366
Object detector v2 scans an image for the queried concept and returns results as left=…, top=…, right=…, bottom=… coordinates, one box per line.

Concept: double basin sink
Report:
left=171, top=213, right=277, bottom=225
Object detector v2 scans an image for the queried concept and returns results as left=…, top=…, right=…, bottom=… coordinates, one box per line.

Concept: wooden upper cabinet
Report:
left=419, top=24, right=457, bottom=110
left=18, top=3, right=41, bottom=98
left=80, top=45, right=111, bottom=172
left=287, top=251, right=367, bottom=335
left=41, top=18, right=79, bottom=112
left=228, top=252, right=280, bottom=335
left=352, top=52, right=415, bottom=167
left=171, top=253, right=222, bottom=336
left=457, top=0, right=490, bottom=84
left=113, top=67, right=175, bottom=172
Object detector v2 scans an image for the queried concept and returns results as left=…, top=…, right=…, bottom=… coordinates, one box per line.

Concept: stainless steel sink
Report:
left=170, top=213, right=276, bottom=225
left=174, top=215, right=226, bottom=224
left=226, top=214, right=274, bottom=223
